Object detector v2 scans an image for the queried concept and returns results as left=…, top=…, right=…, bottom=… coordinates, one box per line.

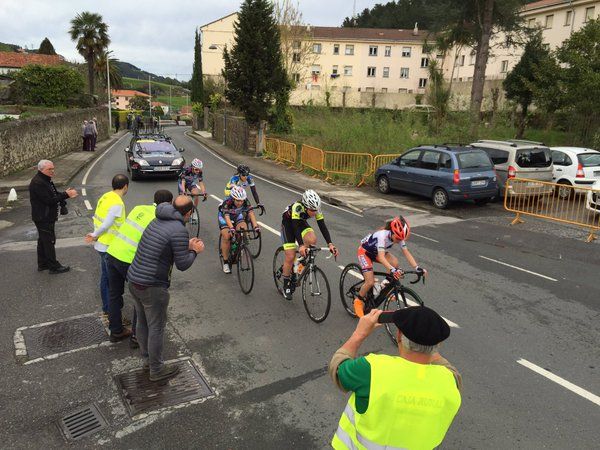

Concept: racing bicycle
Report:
left=184, top=192, right=207, bottom=238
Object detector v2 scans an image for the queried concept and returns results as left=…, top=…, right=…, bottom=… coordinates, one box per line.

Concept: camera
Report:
left=59, top=200, right=68, bottom=216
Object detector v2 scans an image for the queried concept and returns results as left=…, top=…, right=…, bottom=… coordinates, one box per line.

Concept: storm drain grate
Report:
left=58, top=403, right=107, bottom=441
left=21, top=315, right=107, bottom=359
left=115, top=359, right=214, bottom=417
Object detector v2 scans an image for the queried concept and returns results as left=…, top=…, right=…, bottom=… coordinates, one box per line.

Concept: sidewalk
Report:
left=0, top=131, right=128, bottom=194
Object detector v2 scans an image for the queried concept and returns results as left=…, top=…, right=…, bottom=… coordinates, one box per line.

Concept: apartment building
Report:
left=111, top=89, right=149, bottom=110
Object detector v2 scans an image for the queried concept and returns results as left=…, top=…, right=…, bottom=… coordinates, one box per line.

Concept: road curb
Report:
left=185, top=130, right=364, bottom=215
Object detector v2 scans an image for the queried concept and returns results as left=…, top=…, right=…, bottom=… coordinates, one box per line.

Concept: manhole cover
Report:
left=115, top=359, right=214, bottom=417
left=21, top=315, right=107, bottom=359
left=58, top=403, right=107, bottom=441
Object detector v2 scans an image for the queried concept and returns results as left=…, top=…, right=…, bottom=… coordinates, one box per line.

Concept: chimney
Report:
left=413, top=22, right=419, bottom=36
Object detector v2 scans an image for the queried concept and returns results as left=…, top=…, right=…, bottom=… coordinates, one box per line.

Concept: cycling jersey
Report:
left=358, top=230, right=406, bottom=273
left=218, top=197, right=251, bottom=229
left=179, top=166, right=203, bottom=192
left=281, top=201, right=331, bottom=250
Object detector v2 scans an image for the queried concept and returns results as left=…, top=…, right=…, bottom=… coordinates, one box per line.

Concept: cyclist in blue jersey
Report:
left=224, top=165, right=263, bottom=211
left=354, top=216, right=426, bottom=317
left=178, top=158, right=207, bottom=207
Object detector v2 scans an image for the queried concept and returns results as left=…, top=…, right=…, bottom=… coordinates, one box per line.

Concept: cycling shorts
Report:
left=179, top=180, right=201, bottom=194
left=357, top=246, right=386, bottom=273
left=218, top=212, right=245, bottom=229
left=281, top=219, right=313, bottom=251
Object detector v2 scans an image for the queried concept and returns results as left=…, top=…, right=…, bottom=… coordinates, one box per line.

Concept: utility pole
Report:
left=106, top=51, right=112, bottom=135
left=169, top=85, right=172, bottom=118
left=148, top=74, right=152, bottom=117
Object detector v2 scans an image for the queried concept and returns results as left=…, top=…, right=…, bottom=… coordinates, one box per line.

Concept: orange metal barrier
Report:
left=372, top=154, right=401, bottom=174
left=278, top=140, right=297, bottom=165
left=264, top=137, right=279, bottom=160
left=301, top=144, right=325, bottom=172
left=324, top=151, right=373, bottom=187
left=504, top=177, right=600, bottom=242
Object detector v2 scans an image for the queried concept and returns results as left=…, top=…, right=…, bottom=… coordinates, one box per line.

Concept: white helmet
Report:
left=191, top=158, right=203, bottom=169
left=301, top=189, right=321, bottom=210
left=230, top=185, right=247, bottom=201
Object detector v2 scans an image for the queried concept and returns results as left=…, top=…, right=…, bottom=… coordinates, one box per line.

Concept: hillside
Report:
left=116, top=61, right=188, bottom=88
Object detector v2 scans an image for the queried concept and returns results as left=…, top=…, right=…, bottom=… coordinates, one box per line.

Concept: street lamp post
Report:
left=106, top=50, right=112, bottom=135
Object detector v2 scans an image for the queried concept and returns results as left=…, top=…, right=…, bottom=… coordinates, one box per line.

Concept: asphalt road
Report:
left=0, top=126, right=598, bottom=449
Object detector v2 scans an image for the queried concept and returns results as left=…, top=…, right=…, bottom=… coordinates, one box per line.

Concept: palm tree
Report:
left=95, top=52, right=123, bottom=90
left=69, top=12, right=110, bottom=96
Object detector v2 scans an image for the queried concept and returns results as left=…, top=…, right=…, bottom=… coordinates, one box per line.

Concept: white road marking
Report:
left=210, top=194, right=223, bottom=203
left=82, top=132, right=130, bottom=185
left=23, top=341, right=113, bottom=365
left=84, top=199, right=93, bottom=210
left=479, top=256, right=558, bottom=282
left=517, top=359, right=600, bottom=407
left=0, top=236, right=86, bottom=252
left=185, top=132, right=363, bottom=217
left=257, top=221, right=279, bottom=236
left=81, top=188, right=87, bottom=196
left=412, top=232, right=439, bottom=243
left=340, top=265, right=459, bottom=328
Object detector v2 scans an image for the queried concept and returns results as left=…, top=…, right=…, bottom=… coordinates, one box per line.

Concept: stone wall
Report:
left=0, top=107, right=108, bottom=177
left=210, top=112, right=251, bottom=155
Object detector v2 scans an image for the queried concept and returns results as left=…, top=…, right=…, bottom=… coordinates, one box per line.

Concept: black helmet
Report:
left=237, top=164, right=250, bottom=176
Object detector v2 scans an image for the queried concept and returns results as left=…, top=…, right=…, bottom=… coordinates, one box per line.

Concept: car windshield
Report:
left=516, top=148, right=552, bottom=168
left=138, top=141, right=175, bottom=154
left=578, top=152, right=600, bottom=167
left=457, top=152, right=493, bottom=169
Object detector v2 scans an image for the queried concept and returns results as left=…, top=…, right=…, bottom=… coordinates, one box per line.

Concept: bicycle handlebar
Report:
left=376, top=269, right=424, bottom=285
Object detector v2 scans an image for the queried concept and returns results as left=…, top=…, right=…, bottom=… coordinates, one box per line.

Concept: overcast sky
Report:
left=0, top=0, right=380, bottom=80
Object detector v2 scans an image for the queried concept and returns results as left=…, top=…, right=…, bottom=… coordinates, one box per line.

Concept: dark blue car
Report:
left=375, top=145, right=498, bottom=209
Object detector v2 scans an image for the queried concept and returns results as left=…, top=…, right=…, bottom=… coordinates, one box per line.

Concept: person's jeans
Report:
left=128, top=283, right=170, bottom=374
left=98, top=251, right=110, bottom=313
left=34, top=221, right=60, bottom=270
left=106, top=254, right=136, bottom=335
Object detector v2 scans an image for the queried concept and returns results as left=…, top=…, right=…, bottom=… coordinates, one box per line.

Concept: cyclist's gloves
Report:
left=202, top=193, right=208, bottom=202
left=254, top=226, right=261, bottom=234
left=415, top=266, right=426, bottom=276
left=228, top=227, right=236, bottom=235
left=391, top=267, right=404, bottom=280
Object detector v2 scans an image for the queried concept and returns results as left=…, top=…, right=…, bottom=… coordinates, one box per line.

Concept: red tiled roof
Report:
left=151, top=101, right=167, bottom=106
left=180, top=106, right=192, bottom=114
left=523, top=0, right=569, bottom=12
left=0, top=51, right=63, bottom=68
left=111, top=89, right=149, bottom=98
left=309, top=26, right=430, bottom=42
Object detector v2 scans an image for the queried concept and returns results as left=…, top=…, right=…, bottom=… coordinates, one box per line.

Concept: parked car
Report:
left=125, top=133, right=185, bottom=181
left=550, top=147, right=600, bottom=199
left=470, top=139, right=554, bottom=197
left=585, top=180, right=600, bottom=215
left=375, top=144, right=498, bottom=209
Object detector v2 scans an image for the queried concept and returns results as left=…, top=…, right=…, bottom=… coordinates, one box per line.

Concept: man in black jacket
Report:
left=29, top=160, right=78, bottom=274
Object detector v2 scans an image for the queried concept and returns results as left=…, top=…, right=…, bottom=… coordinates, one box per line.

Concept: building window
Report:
left=585, top=7, right=595, bottom=22
left=383, top=67, right=390, bottom=78
left=501, top=60, right=509, bottom=73
left=343, top=86, right=351, bottom=92
left=542, top=43, right=550, bottom=50
left=418, top=78, right=427, bottom=88
left=469, top=51, right=476, bottom=65
left=385, top=46, right=391, bottom=57
left=344, top=65, right=353, bottom=76
left=311, top=64, right=321, bottom=75
left=421, top=57, right=429, bottom=68
left=365, top=87, right=375, bottom=92
left=367, top=66, right=376, bottom=77
left=528, top=18, right=536, bottom=28
left=292, top=40, right=301, bottom=50
left=292, top=73, right=300, bottom=83
left=400, top=67, right=409, bottom=79
left=369, top=45, right=378, bottom=56
left=402, top=47, right=411, bottom=57
left=381, top=88, right=388, bottom=93
left=456, top=55, right=465, bottom=66
left=311, top=84, right=321, bottom=91
left=565, top=10, right=573, bottom=26
left=436, top=53, right=444, bottom=59
left=332, top=65, right=339, bottom=76
left=345, top=45, right=354, bottom=55
left=312, top=43, right=322, bottom=54
left=398, top=88, right=408, bottom=93
left=545, top=14, right=554, bottom=29
left=333, top=44, right=340, bottom=55
left=292, top=52, right=301, bottom=63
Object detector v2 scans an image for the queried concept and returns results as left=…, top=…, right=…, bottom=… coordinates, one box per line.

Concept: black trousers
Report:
left=35, top=221, right=60, bottom=270
left=106, top=254, right=137, bottom=335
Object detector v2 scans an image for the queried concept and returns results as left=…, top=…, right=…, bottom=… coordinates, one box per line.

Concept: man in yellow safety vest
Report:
left=85, top=174, right=129, bottom=316
left=105, top=189, right=173, bottom=345
left=329, top=306, right=462, bottom=450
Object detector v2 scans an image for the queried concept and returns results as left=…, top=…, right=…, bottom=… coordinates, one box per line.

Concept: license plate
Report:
left=471, top=180, right=486, bottom=187
left=594, top=171, right=600, bottom=176
left=153, top=166, right=171, bottom=172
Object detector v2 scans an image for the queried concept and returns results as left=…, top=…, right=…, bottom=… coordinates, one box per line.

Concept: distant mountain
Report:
left=116, top=61, right=188, bottom=87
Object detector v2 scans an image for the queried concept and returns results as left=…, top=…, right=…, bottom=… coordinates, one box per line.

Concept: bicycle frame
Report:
left=349, top=270, right=422, bottom=310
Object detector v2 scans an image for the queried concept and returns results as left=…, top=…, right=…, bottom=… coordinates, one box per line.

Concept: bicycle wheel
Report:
left=339, top=263, right=363, bottom=318
left=301, top=266, right=331, bottom=323
left=218, top=234, right=224, bottom=268
left=246, top=222, right=262, bottom=258
left=237, top=246, right=254, bottom=294
left=186, top=207, right=200, bottom=238
left=272, top=246, right=285, bottom=295
left=382, top=286, right=423, bottom=345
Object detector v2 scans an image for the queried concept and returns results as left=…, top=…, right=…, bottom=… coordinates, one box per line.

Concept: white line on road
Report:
left=84, top=199, right=93, bottom=210
left=257, top=221, right=279, bottom=236
left=517, top=359, right=600, bottom=407
left=81, top=188, right=87, bottom=196
left=338, top=265, right=459, bottom=328
left=412, top=232, right=439, bottom=243
left=0, top=236, right=86, bottom=252
left=210, top=194, right=223, bottom=203
left=479, top=256, right=557, bottom=282
left=82, top=133, right=130, bottom=185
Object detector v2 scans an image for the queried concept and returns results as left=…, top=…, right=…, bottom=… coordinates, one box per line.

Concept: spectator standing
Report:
left=127, top=196, right=204, bottom=381
left=81, top=120, right=88, bottom=151
left=83, top=120, right=95, bottom=151
left=126, top=113, right=132, bottom=130
left=85, top=175, right=129, bottom=315
left=106, top=189, right=173, bottom=347
left=329, top=307, right=462, bottom=450
left=115, top=117, right=120, bottom=133
left=91, top=117, right=98, bottom=150
left=29, top=160, right=78, bottom=274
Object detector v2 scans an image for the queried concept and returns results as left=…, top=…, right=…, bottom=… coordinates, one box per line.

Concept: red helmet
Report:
left=390, top=216, right=410, bottom=240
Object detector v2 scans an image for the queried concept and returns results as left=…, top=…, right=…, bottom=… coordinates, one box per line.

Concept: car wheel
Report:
left=377, top=175, right=391, bottom=194
left=556, top=180, right=572, bottom=200
left=432, top=188, right=449, bottom=209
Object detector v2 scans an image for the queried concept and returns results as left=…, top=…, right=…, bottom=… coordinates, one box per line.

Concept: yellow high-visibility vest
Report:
left=332, top=353, right=461, bottom=450
left=92, top=191, right=125, bottom=246
left=107, top=204, right=155, bottom=264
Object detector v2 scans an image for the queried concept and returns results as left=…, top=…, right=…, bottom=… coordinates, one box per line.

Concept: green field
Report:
left=155, top=95, right=189, bottom=111
left=122, top=77, right=189, bottom=96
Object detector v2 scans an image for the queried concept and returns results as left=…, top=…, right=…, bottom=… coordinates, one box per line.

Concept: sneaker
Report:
left=49, top=265, right=70, bottom=274
left=129, top=336, right=139, bottom=349
left=149, top=364, right=180, bottom=382
left=282, top=278, right=293, bottom=301
left=109, top=328, right=132, bottom=343
left=37, top=266, right=49, bottom=272
left=223, top=263, right=231, bottom=274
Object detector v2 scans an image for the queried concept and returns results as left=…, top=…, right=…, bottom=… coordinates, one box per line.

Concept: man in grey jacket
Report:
left=128, top=195, right=204, bottom=381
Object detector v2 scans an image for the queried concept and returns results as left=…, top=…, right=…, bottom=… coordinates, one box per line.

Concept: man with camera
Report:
left=329, top=307, right=462, bottom=450
left=29, top=160, right=78, bottom=274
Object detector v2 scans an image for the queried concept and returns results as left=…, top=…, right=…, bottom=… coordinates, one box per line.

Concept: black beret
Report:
left=379, top=306, right=450, bottom=346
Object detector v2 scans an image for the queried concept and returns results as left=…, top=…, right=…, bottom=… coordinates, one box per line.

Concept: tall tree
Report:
left=95, top=51, right=123, bottom=90
left=342, top=1, right=430, bottom=29
left=69, top=11, right=110, bottom=96
left=38, top=38, right=57, bottom=55
left=191, top=28, right=204, bottom=103
left=223, top=0, right=289, bottom=140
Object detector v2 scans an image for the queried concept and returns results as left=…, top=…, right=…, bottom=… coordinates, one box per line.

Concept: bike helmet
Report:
left=191, top=158, right=203, bottom=169
left=390, top=216, right=410, bottom=241
left=237, top=164, right=250, bottom=176
left=230, top=185, right=247, bottom=201
left=301, top=189, right=321, bottom=210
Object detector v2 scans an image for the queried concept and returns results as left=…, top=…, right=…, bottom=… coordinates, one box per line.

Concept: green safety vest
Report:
left=107, top=204, right=155, bottom=263
left=93, top=191, right=126, bottom=246
left=332, top=354, right=461, bottom=450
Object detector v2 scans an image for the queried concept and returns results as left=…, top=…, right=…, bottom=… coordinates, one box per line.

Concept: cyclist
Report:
left=178, top=158, right=207, bottom=208
left=218, top=186, right=260, bottom=274
left=280, top=189, right=338, bottom=300
left=354, top=216, right=426, bottom=317
left=225, top=165, right=263, bottom=210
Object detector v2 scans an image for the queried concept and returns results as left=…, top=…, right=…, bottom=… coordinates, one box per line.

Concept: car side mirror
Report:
left=124, top=147, right=129, bottom=152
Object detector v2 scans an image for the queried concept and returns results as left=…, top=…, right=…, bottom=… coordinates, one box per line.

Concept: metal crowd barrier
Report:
left=264, top=137, right=280, bottom=160
left=301, top=144, right=325, bottom=172
left=324, top=151, right=373, bottom=187
left=504, top=177, right=600, bottom=242
left=278, top=140, right=297, bottom=165
left=372, top=154, right=402, bottom=174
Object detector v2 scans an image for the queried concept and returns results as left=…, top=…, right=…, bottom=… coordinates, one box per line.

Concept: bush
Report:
left=12, top=64, right=85, bottom=107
